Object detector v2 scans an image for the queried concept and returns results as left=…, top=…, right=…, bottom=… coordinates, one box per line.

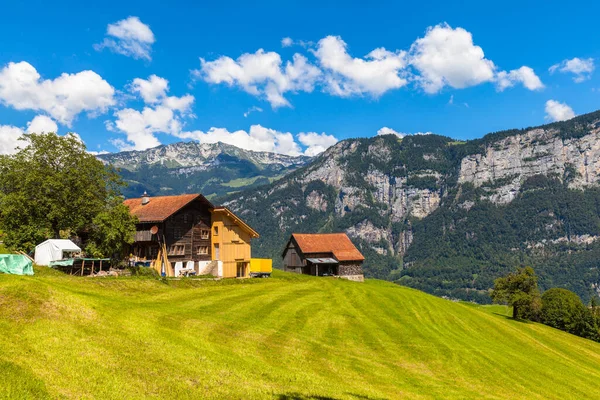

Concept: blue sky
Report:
left=0, top=0, right=599, bottom=155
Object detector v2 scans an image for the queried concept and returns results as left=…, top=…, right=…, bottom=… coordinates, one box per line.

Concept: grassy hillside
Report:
left=2, top=269, right=600, bottom=399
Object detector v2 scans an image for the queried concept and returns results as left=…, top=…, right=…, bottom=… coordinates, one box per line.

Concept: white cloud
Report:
left=111, top=75, right=195, bottom=151
left=376, top=127, right=433, bottom=138
left=130, top=75, right=168, bottom=103
left=194, top=24, right=543, bottom=104
left=314, top=36, right=408, bottom=97
left=0, top=115, right=75, bottom=155
left=496, top=66, right=544, bottom=91
left=549, top=57, right=594, bottom=83
left=177, top=125, right=303, bottom=156
left=409, top=23, right=496, bottom=93
left=377, top=127, right=406, bottom=138
left=0, top=124, right=25, bottom=155
left=94, top=16, right=155, bottom=61
left=0, top=61, right=115, bottom=126
left=297, top=131, right=338, bottom=156
left=195, top=50, right=321, bottom=108
left=243, top=106, right=263, bottom=117
left=26, top=115, right=58, bottom=133
left=545, top=100, right=575, bottom=122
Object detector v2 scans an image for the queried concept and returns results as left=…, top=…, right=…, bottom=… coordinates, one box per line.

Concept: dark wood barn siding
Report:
left=283, top=242, right=304, bottom=267
left=132, top=199, right=212, bottom=262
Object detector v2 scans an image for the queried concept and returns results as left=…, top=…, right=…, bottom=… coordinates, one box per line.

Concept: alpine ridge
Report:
left=98, top=141, right=311, bottom=199
left=220, top=110, right=600, bottom=303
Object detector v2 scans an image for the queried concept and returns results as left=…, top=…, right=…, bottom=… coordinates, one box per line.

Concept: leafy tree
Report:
left=491, top=267, right=541, bottom=320
left=540, top=288, right=587, bottom=333
left=85, top=200, right=138, bottom=259
left=0, top=133, right=134, bottom=252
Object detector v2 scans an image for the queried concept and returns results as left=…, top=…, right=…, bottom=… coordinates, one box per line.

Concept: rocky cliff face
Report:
left=221, top=110, right=600, bottom=299
left=223, top=134, right=453, bottom=269
left=458, top=124, right=600, bottom=204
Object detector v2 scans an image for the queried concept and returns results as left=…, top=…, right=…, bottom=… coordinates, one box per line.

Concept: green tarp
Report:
left=0, top=254, right=34, bottom=276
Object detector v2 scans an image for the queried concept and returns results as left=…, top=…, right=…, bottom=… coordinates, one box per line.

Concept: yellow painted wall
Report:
left=211, top=211, right=253, bottom=278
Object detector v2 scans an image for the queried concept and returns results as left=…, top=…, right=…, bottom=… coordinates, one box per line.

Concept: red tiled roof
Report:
left=291, top=233, right=364, bottom=262
left=124, top=194, right=212, bottom=222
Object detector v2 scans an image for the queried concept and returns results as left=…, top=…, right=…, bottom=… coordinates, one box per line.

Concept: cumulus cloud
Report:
left=549, top=57, right=595, bottom=83
left=195, top=24, right=542, bottom=104
left=177, top=125, right=302, bottom=156
left=314, top=36, right=408, bottom=97
left=94, top=16, right=155, bottom=61
left=130, top=74, right=168, bottom=103
left=0, top=61, right=115, bottom=126
left=297, top=131, right=338, bottom=156
left=194, top=50, right=321, bottom=108
left=110, top=75, right=195, bottom=151
left=409, top=24, right=496, bottom=93
left=409, top=23, right=542, bottom=93
left=26, top=115, right=58, bottom=133
left=0, top=115, right=68, bottom=155
left=496, top=66, right=544, bottom=91
left=545, top=100, right=575, bottom=122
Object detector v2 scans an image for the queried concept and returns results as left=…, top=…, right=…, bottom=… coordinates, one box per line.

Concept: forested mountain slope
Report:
left=221, top=110, right=600, bottom=303
left=99, top=141, right=310, bottom=199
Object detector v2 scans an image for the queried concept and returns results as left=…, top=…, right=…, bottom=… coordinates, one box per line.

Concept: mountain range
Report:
left=103, top=110, right=600, bottom=303
left=98, top=141, right=310, bottom=199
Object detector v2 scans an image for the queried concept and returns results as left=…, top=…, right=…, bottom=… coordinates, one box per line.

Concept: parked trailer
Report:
left=250, top=258, right=272, bottom=278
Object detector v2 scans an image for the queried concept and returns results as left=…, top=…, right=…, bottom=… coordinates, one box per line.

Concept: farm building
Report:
left=282, top=233, right=364, bottom=281
left=124, top=193, right=259, bottom=278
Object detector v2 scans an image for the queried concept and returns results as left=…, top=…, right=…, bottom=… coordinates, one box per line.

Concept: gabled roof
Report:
left=212, top=207, right=260, bottom=238
left=288, top=233, right=364, bottom=262
left=124, top=194, right=214, bottom=223
left=36, top=239, right=81, bottom=252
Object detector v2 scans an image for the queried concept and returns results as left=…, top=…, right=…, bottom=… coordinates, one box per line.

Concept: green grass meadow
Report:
left=1, top=268, right=600, bottom=399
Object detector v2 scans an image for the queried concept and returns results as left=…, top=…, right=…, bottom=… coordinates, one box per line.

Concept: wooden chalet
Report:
left=124, top=193, right=259, bottom=278
left=282, top=233, right=365, bottom=281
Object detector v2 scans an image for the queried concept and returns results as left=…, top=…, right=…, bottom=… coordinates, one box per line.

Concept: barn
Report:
left=282, top=233, right=364, bottom=281
left=124, top=193, right=259, bottom=278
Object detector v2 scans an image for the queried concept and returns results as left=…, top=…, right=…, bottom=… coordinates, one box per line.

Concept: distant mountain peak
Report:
left=98, top=141, right=312, bottom=200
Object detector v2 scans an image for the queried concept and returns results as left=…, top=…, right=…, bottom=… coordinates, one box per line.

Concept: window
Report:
left=173, top=227, right=183, bottom=240
left=200, top=229, right=210, bottom=240
left=214, top=244, right=220, bottom=260
left=197, top=246, right=208, bottom=255
left=214, top=226, right=219, bottom=236
left=183, top=214, right=189, bottom=224
left=168, top=245, right=185, bottom=256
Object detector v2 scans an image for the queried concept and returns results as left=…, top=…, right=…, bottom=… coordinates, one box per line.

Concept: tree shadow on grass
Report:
left=495, top=314, right=535, bottom=324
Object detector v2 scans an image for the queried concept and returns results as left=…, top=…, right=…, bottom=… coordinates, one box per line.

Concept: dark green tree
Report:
left=540, top=288, right=587, bottom=334
left=85, top=199, right=138, bottom=259
left=0, top=133, right=135, bottom=252
left=491, top=266, right=541, bottom=320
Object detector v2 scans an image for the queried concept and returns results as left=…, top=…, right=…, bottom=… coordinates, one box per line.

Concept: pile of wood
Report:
left=152, top=240, right=173, bottom=277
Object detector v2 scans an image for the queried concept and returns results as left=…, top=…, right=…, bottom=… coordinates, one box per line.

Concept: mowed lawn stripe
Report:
left=2, top=269, right=600, bottom=399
